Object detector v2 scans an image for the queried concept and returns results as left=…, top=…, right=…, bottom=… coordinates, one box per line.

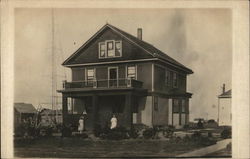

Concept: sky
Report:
left=14, top=8, right=232, bottom=120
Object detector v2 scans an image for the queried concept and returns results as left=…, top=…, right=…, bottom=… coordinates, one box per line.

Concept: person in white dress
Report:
left=110, top=115, right=117, bottom=129
left=78, top=116, right=84, bottom=134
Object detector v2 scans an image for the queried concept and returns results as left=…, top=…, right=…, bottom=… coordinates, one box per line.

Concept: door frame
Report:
left=108, top=66, right=119, bottom=87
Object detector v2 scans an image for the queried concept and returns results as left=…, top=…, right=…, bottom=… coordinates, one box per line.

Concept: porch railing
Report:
left=63, top=78, right=143, bottom=89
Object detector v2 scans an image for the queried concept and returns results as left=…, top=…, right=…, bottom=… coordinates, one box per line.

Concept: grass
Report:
left=14, top=137, right=213, bottom=158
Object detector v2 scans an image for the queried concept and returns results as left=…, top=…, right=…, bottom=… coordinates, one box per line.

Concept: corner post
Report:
left=62, top=94, right=68, bottom=125
left=92, top=94, right=99, bottom=129
left=124, top=92, right=133, bottom=130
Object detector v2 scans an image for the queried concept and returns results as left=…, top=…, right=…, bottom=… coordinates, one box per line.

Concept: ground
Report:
left=15, top=137, right=214, bottom=158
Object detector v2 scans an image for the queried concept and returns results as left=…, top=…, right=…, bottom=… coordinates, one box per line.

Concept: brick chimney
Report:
left=137, top=28, right=142, bottom=40
left=222, top=84, right=225, bottom=93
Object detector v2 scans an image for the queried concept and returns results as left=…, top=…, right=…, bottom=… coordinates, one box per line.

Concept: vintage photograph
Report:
left=12, top=7, right=234, bottom=158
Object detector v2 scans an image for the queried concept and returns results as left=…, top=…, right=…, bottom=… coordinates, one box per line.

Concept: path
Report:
left=176, top=138, right=231, bottom=157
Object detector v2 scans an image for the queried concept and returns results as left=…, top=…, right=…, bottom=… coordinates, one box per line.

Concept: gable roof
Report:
left=14, top=103, right=37, bottom=114
left=218, top=89, right=232, bottom=98
left=63, top=23, right=193, bottom=74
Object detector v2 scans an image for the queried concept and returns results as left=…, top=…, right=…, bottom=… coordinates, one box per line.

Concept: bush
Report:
left=129, top=127, right=139, bottom=139
left=61, top=124, right=72, bottom=137
left=221, top=129, right=231, bottom=139
left=75, top=133, right=88, bottom=139
left=162, top=126, right=174, bottom=138
left=142, top=128, right=156, bottom=139
left=183, top=124, right=190, bottom=129
left=191, top=131, right=202, bottom=139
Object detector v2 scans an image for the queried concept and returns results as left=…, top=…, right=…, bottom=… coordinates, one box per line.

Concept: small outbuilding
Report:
left=14, top=103, right=37, bottom=128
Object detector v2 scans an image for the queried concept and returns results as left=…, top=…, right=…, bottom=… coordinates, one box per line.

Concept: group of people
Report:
left=78, top=114, right=118, bottom=134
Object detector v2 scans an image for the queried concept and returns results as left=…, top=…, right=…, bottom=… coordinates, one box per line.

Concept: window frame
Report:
left=126, top=65, right=137, bottom=80
left=99, top=42, right=106, bottom=58
left=115, top=41, right=122, bottom=57
left=173, top=99, right=179, bottom=113
left=154, top=96, right=159, bottom=111
left=98, top=40, right=122, bottom=59
left=165, top=69, right=171, bottom=86
left=86, top=68, right=95, bottom=82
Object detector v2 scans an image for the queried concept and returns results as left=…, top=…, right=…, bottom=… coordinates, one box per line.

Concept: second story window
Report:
left=165, top=70, right=170, bottom=86
left=99, top=40, right=122, bottom=58
left=87, top=68, right=95, bottom=82
left=173, top=72, right=178, bottom=88
left=127, top=66, right=136, bottom=79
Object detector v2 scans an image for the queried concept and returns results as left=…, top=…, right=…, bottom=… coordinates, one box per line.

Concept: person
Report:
left=110, top=115, right=117, bottom=129
left=78, top=116, right=84, bottom=134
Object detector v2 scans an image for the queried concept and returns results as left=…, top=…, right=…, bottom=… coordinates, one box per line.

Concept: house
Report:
left=218, top=84, right=232, bottom=126
left=58, top=24, right=193, bottom=131
left=40, top=108, right=63, bottom=126
left=14, top=103, right=37, bottom=128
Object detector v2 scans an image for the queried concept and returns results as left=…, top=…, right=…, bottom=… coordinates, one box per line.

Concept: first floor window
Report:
left=173, top=99, right=179, bottom=113
left=127, top=66, right=136, bottom=79
left=181, top=99, right=186, bottom=113
left=173, top=72, right=178, bottom=88
left=154, top=96, right=158, bottom=111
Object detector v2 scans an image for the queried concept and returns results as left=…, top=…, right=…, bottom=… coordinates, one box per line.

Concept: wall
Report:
left=154, top=64, right=187, bottom=94
left=136, top=96, right=153, bottom=126
left=219, top=98, right=231, bottom=126
left=152, top=96, right=169, bottom=125
left=67, top=27, right=153, bottom=65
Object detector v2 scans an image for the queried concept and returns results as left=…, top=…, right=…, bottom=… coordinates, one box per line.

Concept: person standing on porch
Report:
left=110, top=115, right=117, bottom=129
left=78, top=116, right=84, bottom=134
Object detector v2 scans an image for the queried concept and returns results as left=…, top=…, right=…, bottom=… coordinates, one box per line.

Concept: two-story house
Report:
left=58, top=24, right=193, bottom=131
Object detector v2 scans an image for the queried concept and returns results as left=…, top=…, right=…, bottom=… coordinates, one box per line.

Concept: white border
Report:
left=1, top=0, right=249, bottom=158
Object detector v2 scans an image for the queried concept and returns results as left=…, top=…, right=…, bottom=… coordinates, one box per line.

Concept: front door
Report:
left=108, top=67, right=118, bottom=87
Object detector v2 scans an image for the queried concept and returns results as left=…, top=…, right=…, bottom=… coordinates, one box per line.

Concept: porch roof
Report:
left=57, top=87, right=148, bottom=97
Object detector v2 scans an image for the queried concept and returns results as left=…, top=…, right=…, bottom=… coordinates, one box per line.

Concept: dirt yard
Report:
left=15, top=137, right=213, bottom=158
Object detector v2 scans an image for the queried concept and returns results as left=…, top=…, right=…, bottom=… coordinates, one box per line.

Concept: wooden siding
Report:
left=154, top=64, right=187, bottom=94
left=68, top=28, right=153, bottom=65
left=72, top=68, right=85, bottom=81
left=137, top=62, right=152, bottom=90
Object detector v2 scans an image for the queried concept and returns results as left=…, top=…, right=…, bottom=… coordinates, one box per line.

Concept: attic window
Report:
left=99, top=40, right=122, bottom=58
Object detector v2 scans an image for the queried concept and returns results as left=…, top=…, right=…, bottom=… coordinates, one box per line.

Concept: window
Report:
left=115, top=41, right=122, bottom=56
left=173, top=72, right=178, bottom=88
left=87, top=68, right=95, bottom=82
left=107, top=41, right=115, bottom=57
left=165, top=70, right=170, bottom=86
left=127, top=66, right=136, bottom=79
left=173, top=99, right=179, bottom=113
left=181, top=99, right=186, bottom=113
left=154, top=96, right=158, bottom=111
left=99, top=40, right=122, bottom=58
left=99, top=42, right=106, bottom=58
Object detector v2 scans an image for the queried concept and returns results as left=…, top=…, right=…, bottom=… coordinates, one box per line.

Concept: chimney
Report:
left=222, top=84, right=225, bottom=93
left=137, top=28, right=142, bottom=40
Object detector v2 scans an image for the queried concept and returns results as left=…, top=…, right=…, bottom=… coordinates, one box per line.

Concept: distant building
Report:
left=14, top=103, right=37, bottom=128
left=58, top=24, right=193, bottom=130
left=40, top=109, right=62, bottom=126
left=218, top=84, right=232, bottom=126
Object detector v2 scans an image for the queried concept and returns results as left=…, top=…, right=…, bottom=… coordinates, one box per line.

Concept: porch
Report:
left=58, top=82, right=147, bottom=131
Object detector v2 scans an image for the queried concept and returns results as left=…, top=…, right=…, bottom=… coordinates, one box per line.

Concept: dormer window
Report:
left=99, top=40, right=122, bottom=58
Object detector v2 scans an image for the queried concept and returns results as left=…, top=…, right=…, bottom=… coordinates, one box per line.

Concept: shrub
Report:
left=183, top=124, right=190, bottom=129
left=221, top=129, right=231, bottom=139
left=163, top=126, right=174, bottom=138
left=75, top=133, right=88, bottom=139
left=129, top=127, right=139, bottom=139
left=105, top=127, right=129, bottom=140
left=61, top=124, right=72, bottom=137
left=191, top=131, right=202, bottom=139
left=142, top=128, right=155, bottom=139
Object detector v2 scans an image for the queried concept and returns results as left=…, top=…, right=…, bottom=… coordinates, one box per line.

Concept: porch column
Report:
left=124, top=93, right=133, bottom=130
left=92, top=94, right=99, bottom=128
left=62, top=94, right=68, bottom=125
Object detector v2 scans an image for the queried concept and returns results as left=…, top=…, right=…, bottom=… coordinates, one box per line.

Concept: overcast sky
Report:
left=15, top=8, right=232, bottom=120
